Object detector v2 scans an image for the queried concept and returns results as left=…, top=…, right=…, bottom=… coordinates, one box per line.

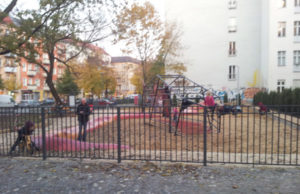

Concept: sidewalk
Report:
left=0, top=157, right=300, bottom=194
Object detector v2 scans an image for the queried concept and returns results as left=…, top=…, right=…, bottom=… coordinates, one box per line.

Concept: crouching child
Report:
left=9, top=121, right=40, bottom=155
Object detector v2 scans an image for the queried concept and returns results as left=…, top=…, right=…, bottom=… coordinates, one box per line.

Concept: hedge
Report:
left=253, top=88, right=300, bottom=114
left=253, top=88, right=300, bottom=106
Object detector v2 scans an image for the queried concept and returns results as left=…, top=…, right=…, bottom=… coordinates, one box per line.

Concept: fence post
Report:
left=203, top=107, right=207, bottom=166
left=117, top=107, right=121, bottom=163
left=41, top=107, right=47, bottom=160
left=169, top=105, right=172, bottom=133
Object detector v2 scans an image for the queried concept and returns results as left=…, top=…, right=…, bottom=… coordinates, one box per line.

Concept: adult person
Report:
left=77, top=98, right=91, bottom=142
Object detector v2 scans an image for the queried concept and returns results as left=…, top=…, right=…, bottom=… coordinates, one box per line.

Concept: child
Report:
left=173, top=107, right=178, bottom=122
left=9, top=121, right=39, bottom=154
left=205, top=91, right=216, bottom=120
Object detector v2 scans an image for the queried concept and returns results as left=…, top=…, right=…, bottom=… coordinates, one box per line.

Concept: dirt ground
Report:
left=87, top=111, right=300, bottom=155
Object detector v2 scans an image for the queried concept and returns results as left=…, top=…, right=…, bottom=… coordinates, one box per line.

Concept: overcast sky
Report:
left=1, top=0, right=166, bottom=57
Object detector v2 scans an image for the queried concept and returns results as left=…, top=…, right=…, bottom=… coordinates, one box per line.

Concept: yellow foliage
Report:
left=72, top=58, right=117, bottom=97
left=4, top=75, right=21, bottom=91
left=130, top=68, right=143, bottom=94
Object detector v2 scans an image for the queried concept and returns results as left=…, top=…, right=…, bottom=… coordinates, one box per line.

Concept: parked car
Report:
left=18, top=100, right=41, bottom=107
left=40, top=98, right=55, bottom=107
left=0, top=95, right=16, bottom=107
left=127, top=94, right=139, bottom=99
left=97, top=98, right=114, bottom=106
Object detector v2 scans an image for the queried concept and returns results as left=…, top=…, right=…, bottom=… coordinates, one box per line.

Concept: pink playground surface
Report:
left=33, top=113, right=159, bottom=151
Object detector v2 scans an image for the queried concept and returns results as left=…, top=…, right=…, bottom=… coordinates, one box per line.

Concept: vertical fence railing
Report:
left=0, top=105, right=300, bottom=166
left=203, top=106, right=207, bottom=166
left=117, top=107, right=121, bottom=163
left=41, top=107, right=46, bottom=160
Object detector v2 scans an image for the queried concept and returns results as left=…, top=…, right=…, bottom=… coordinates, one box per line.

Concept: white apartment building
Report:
left=165, top=0, right=300, bottom=92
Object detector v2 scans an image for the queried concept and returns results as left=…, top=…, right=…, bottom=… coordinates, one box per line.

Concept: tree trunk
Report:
left=0, top=0, right=18, bottom=21
left=47, top=49, right=63, bottom=105
left=46, top=78, right=63, bottom=105
left=105, top=87, right=108, bottom=98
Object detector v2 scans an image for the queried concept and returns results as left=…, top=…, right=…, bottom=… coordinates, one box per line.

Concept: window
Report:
left=43, top=53, right=49, bottom=64
left=5, top=59, right=11, bottom=66
left=294, top=21, right=300, bottom=36
left=278, top=0, right=286, bottom=8
left=53, top=68, right=56, bottom=75
left=228, top=17, right=237, bottom=32
left=296, top=0, right=300, bottom=6
left=35, top=79, right=40, bottom=87
left=0, top=58, right=2, bottom=67
left=34, top=53, right=39, bottom=60
left=43, top=53, right=48, bottom=60
left=228, top=65, right=236, bottom=80
left=277, top=80, right=285, bottom=92
left=294, top=51, right=300, bottom=71
left=278, top=22, right=286, bottom=37
left=229, top=42, right=236, bottom=56
left=293, top=79, right=300, bottom=88
left=35, top=64, right=39, bottom=72
left=28, top=64, right=32, bottom=71
left=23, top=78, right=27, bottom=86
left=228, top=0, right=237, bottom=9
left=29, top=78, right=32, bottom=85
left=22, top=63, right=26, bottom=72
left=294, top=51, right=300, bottom=65
left=278, top=51, right=286, bottom=66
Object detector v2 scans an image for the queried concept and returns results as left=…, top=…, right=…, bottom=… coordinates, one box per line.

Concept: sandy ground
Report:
left=1, top=108, right=300, bottom=166
left=87, top=113, right=300, bottom=155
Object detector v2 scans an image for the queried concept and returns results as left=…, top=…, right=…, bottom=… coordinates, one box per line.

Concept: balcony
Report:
left=44, top=85, right=50, bottom=91
left=43, top=59, right=50, bottom=64
left=294, top=36, right=300, bottom=43
left=4, top=67, right=17, bottom=73
left=27, top=70, right=37, bottom=77
left=27, top=85, right=37, bottom=90
left=57, top=73, right=63, bottom=78
left=4, top=53, right=16, bottom=58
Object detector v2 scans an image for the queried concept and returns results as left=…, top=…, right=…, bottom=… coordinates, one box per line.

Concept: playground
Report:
left=1, top=75, right=299, bottom=165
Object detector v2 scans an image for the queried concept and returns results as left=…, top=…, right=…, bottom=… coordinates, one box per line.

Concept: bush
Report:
left=253, top=88, right=300, bottom=115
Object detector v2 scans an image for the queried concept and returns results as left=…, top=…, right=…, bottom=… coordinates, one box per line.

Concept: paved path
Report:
left=0, top=157, right=300, bottom=194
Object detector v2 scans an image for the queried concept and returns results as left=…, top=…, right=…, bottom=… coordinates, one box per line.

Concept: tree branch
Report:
left=0, top=0, right=18, bottom=21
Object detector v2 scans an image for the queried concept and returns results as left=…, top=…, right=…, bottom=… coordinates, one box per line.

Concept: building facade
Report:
left=262, top=0, right=300, bottom=91
left=0, top=17, right=65, bottom=102
left=110, top=56, right=141, bottom=97
left=165, top=0, right=300, bottom=92
left=1, top=16, right=112, bottom=102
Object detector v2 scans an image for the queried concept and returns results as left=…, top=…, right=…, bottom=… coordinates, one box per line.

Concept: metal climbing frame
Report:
left=143, top=75, right=219, bottom=106
left=143, top=75, right=221, bottom=135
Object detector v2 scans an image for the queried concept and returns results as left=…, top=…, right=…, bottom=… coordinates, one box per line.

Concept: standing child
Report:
left=173, top=107, right=178, bottom=122
left=205, top=91, right=216, bottom=120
